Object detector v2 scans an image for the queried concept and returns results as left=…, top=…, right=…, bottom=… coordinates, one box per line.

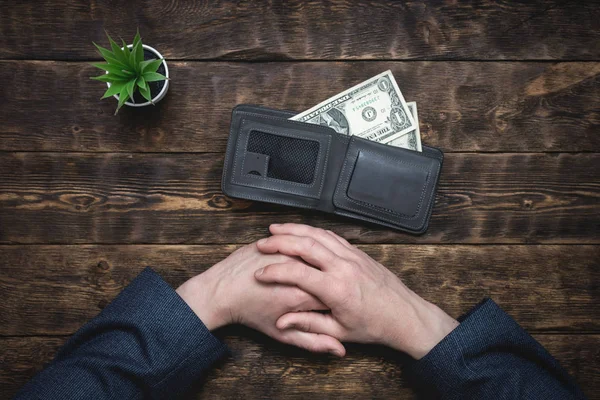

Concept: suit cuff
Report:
left=403, top=298, right=517, bottom=395
left=102, top=267, right=229, bottom=396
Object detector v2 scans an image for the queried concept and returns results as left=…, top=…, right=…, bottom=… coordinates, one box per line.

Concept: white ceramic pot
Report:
left=106, top=44, right=169, bottom=107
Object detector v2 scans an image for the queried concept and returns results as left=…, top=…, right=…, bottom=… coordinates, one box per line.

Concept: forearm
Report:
left=15, top=268, right=228, bottom=400
left=404, top=299, right=585, bottom=399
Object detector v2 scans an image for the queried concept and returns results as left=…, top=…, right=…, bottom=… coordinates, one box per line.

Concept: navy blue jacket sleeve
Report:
left=14, top=267, right=228, bottom=400
left=404, top=299, right=586, bottom=399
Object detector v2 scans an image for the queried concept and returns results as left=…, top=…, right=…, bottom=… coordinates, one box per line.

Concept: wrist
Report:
left=386, top=295, right=459, bottom=360
left=176, top=272, right=229, bottom=331
left=411, top=300, right=459, bottom=359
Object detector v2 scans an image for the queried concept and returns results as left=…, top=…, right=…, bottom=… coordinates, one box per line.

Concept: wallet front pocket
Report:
left=333, top=136, right=442, bottom=233
left=230, top=115, right=332, bottom=199
left=346, top=150, right=430, bottom=218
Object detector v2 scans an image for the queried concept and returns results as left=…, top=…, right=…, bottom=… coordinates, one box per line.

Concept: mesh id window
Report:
left=247, top=130, right=320, bottom=185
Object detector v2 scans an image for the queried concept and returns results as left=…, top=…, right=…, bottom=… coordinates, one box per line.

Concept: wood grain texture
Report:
left=1, top=0, right=599, bottom=61
left=0, top=245, right=598, bottom=336
left=1, top=0, right=598, bottom=397
left=0, top=152, right=598, bottom=244
left=1, top=61, right=599, bottom=152
left=1, top=334, right=598, bottom=399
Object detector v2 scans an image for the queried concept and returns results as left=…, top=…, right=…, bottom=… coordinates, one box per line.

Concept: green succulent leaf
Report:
left=133, top=30, right=141, bottom=49
left=140, top=58, right=162, bottom=74
left=131, top=42, right=143, bottom=73
left=115, top=86, right=130, bottom=115
left=136, top=44, right=144, bottom=70
left=143, top=72, right=167, bottom=82
left=136, top=76, right=146, bottom=89
left=132, top=31, right=143, bottom=72
left=91, top=74, right=130, bottom=83
left=93, top=42, right=127, bottom=68
left=138, top=82, right=152, bottom=102
left=91, top=62, right=131, bottom=77
left=125, top=79, right=136, bottom=101
left=107, top=33, right=128, bottom=66
left=101, top=82, right=126, bottom=99
left=121, top=39, right=131, bottom=60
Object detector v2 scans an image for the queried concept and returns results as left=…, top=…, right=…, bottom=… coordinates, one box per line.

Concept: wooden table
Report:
left=1, top=1, right=599, bottom=398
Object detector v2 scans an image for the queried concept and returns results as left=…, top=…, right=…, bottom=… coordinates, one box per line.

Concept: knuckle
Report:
left=300, top=318, right=311, bottom=332
left=341, top=259, right=358, bottom=273
left=288, top=315, right=310, bottom=332
left=300, top=265, right=314, bottom=280
left=334, top=280, right=347, bottom=295
left=314, top=227, right=328, bottom=238
left=304, top=237, right=317, bottom=251
left=328, top=254, right=342, bottom=268
left=330, top=281, right=351, bottom=305
left=289, top=287, right=308, bottom=304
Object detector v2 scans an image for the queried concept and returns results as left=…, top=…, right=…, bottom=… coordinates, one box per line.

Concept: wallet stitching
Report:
left=221, top=111, right=242, bottom=195
left=334, top=209, right=427, bottom=234
left=222, top=190, right=316, bottom=209
left=231, top=119, right=331, bottom=199
left=333, top=138, right=439, bottom=229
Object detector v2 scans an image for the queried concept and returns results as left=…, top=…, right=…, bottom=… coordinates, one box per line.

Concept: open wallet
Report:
left=222, top=105, right=444, bottom=234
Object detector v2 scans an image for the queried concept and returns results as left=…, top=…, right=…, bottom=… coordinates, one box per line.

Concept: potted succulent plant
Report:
left=91, top=31, right=169, bottom=114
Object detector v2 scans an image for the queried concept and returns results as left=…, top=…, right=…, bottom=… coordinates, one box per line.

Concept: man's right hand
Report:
left=176, top=241, right=345, bottom=356
left=255, top=223, right=459, bottom=359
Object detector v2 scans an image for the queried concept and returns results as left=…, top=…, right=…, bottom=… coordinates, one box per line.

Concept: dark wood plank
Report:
left=0, top=153, right=598, bottom=244
left=1, top=1, right=599, bottom=61
left=1, top=334, right=598, bottom=399
left=1, top=61, right=599, bottom=152
left=0, top=244, right=597, bottom=336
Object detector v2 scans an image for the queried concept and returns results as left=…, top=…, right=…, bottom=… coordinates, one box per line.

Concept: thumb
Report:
left=276, top=329, right=346, bottom=357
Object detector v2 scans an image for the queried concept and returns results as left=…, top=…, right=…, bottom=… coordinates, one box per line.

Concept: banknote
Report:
left=386, top=101, right=422, bottom=152
left=290, top=70, right=415, bottom=141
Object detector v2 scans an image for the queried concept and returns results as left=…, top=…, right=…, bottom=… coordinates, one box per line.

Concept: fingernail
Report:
left=330, top=349, right=343, bottom=357
left=271, top=223, right=280, bottom=228
left=255, top=268, right=264, bottom=276
left=257, top=238, right=267, bottom=245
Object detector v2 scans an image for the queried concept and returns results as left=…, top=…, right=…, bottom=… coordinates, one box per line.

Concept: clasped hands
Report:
left=177, top=223, right=458, bottom=360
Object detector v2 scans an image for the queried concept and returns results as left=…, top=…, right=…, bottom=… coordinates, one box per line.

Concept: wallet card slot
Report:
left=243, top=152, right=270, bottom=177
left=230, top=115, right=332, bottom=199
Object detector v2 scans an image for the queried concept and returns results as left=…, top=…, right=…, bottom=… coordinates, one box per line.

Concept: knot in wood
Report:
left=97, top=260, right=110, bottom=271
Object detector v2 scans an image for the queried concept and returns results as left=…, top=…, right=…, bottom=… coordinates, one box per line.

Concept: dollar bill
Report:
left=386, top=101, right=422, bottom=152
left=290, top=70, right=416, bottom=141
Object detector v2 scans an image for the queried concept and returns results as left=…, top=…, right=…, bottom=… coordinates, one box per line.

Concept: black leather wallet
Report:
left=222, top=105, right=443, bottom=234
